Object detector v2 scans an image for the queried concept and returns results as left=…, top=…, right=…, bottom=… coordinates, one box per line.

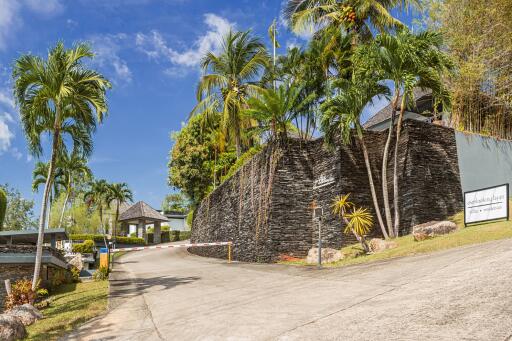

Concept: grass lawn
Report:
left=25, top=280, right=109, bottom=341
left=281, top=207, right=512, bottom=268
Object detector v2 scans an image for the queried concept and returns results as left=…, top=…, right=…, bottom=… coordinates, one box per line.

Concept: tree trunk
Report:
left=381, top=90, right=400, bottom=238
left=32, top=131, right=58, bottom=291
left=357, top=132, right=389, bottom=239
left=351, top=228, right=370, bottom=253
left=99, top=206, right=108, bottom=250
left=114, top=203, right=119, bottom=248
left=58, top=189, right=70, bottom=228
left=392, top=95, right=407, bottom=237
left=235, top=133, right=242, bottom=158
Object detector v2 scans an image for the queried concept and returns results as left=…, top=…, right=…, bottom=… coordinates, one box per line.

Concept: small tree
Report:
left=332, top=194, right=372, bottom=253
left=0, top=188, right=6, bottom=230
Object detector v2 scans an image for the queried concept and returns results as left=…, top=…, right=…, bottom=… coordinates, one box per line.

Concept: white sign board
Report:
left=313, top=174, right=335, bottom=190
left=464, top=184, right=509, bottom=225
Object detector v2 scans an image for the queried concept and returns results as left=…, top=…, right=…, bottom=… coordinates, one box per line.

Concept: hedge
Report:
left=72, top=240, right=95, bottom=253
left=146, top=230, right=191, bottom=244
left=70, top=234, right=145, bottom=245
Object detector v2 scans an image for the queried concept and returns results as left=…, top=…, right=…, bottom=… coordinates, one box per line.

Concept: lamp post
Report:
left=311, top=200, right=323, bottom=269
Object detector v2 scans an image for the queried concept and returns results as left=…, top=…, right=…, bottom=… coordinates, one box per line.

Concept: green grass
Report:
left=25, top=281, right=109, bottom=341
left=281, top=207, right=512, bottom=268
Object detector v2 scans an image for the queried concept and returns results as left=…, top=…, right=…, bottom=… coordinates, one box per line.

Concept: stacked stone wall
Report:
left=191, top=120, right=464, bottom=262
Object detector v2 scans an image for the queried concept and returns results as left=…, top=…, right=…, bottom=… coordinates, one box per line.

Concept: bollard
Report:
left=228, top=243, right=232, bottom=263
left=4, top=279, right=11, bottom=296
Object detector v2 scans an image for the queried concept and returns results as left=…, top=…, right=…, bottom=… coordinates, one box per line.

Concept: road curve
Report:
left=67, top=239, right=512, bottom=340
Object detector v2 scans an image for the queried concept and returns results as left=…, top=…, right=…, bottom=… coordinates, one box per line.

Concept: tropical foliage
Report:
left=332, top=193, right=372, bottom=252
left=13, top=41, right=111, bottom=290
left=0, top=184, right=36, bottom=230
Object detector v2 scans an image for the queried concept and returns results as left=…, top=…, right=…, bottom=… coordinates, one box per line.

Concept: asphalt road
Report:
left=68, top=239, right=512, bottom=341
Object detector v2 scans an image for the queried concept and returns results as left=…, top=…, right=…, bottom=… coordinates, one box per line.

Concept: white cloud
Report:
left=89, top=34, right=132, bottom=84
left=0, top=0, right=64, bottom=50
left=135, top=13, right=235, bottom=75
left=0, top=91, right=15, bottom=110
left=25, top=0, right=64, bottom=16
left=0, top=113, right=14, bottom=153
left=0, top=0, right=21, bottom=50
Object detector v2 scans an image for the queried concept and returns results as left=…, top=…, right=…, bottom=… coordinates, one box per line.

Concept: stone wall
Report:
left=191, top=120, right=464, bottom=262
left=0, top=245, right=71, bottom=310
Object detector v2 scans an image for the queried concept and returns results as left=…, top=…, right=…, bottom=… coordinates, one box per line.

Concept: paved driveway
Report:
left=68, top=239, right=512, bottom=340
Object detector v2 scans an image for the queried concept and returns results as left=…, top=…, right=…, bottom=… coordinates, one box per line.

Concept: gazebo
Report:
left=118, top=201, right=169, bottom=244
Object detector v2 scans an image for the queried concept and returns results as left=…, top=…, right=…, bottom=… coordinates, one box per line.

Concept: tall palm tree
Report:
left=57, top=152, right=92, bottom=229
left=354, top=29, right=452, bottom=236
left=84, top=179, right=111, bottom=248
left=244, top=84, right=315, bottom=139
left=284, top=0, right=419, bottom=41
left=13, top=42, right=111, bottom=290
left=192, top=30, right=269, bottom=157
left=106, top=183, right=133, bottom=246
left=321, top=78, right=391, bottom=239
left=32, top=160, right=66, bottom=228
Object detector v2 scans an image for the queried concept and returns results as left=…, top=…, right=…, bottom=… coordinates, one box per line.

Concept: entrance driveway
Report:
left=68, top=239, right=512, bottom=340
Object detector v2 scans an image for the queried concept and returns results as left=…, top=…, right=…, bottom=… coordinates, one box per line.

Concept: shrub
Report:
left=70, top=234, right=105, bottom=242
left=50, top=269, right=69, bottom=288
left=70, top=267, right=80, bottom=282
left=115, top=236, right=145, bottom=245
left=169, top=230, right=180, bottom=241
left=180, top=231, right=191, bottom=240
left=72, top=239, right=95, bottom=253
left=93, top=266, right=109, bottom=281
left=36, top=288, right=49, bottom=298
left=70, top=234, right=146, bottom=245
left=4, top=278, right=37, bottom=310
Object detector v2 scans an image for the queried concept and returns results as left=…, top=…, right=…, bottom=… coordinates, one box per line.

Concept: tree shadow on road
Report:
left=110, top=275, right=200, bottom=298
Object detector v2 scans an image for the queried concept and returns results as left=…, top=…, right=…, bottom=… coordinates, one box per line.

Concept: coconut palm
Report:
left=284, top=0, right=420, bottom=41
left=192, top=30, right=269, bottom=157
left=244, top=84, right=316, bottom=139
left=321, top=78, right=390, bottom=239
left=13, top=42, right=111, bottom=290
left=106, top=183, right=133, bottom=246
left=354, top=29, right=452, bottom=236
left=57, top=152, right=92, bottom=229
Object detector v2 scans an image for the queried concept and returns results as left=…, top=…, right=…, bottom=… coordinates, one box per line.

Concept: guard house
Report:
left=118, top=201, right=169, bottom=244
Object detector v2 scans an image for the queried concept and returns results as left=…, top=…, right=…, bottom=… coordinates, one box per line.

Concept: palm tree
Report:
left=32, top=161, right=66, bottom=228
left=321, top=78, right=390, bottom=239
left=192, top=30, right=269, bottom=157
left=284, top=0, right=419, bottom=41
left=13, top=42, right=111, bottom=290
left=57, top=152, right=92, bottom=229
left=244, top=84, right=315, bottom=140
left=354, top=29, right=452, bottom=236
left=106, top=183, right=133, bottom=246
left=84, top=179, right=111, bottom=248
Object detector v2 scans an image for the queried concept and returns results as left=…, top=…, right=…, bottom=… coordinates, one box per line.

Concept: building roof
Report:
left=363, top=88, right=433, bottom=129
left=0, top=228, right=68, bottom=245
left=118, top=201, right=169, bottom=223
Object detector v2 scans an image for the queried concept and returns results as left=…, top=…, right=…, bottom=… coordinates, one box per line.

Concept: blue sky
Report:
left=0, top=0, right=419, bottom=214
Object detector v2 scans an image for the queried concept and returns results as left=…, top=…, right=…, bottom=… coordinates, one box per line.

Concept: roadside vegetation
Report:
left=25, top=281, right=108, bottom=341
left=281, top=207, right=512, bottom=267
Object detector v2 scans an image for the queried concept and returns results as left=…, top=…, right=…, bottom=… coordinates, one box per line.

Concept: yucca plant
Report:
left=332, top=193, right=372, bottom=253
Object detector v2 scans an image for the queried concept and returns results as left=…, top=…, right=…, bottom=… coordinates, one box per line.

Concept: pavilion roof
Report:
left=118, top=201, right=169, bottom=222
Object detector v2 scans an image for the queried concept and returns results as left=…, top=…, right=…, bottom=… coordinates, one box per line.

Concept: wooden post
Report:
left=4, top=279, right=12, bottom=296
left=228, top=243, right=232, bottom=263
